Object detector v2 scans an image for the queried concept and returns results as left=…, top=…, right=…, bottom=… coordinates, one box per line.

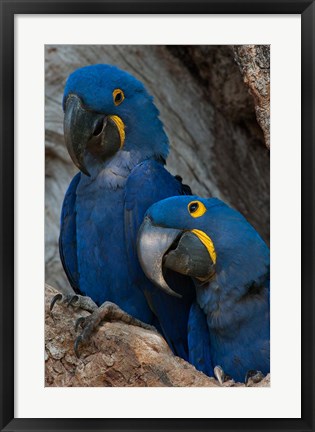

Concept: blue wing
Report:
left=188, top=302, right=213, bottom=376
left=59, top=172, right=81, bottom=294
left=124, top=160, right=195, bottom=360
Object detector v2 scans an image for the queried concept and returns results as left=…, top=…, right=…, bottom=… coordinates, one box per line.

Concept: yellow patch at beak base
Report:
left=191, top=229, right=217, bottom=264
left=109, top=115, right=125, bottom=148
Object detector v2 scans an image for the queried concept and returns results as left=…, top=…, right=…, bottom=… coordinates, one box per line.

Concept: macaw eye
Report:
left=188, top=200, right=207, bottom=218
left=113, top=89, right=125, bottom=106
left=189, top=203, right=199, bottom=213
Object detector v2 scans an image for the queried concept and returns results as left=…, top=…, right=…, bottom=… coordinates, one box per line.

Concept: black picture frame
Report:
left=0, top=1, right=314, bottom=431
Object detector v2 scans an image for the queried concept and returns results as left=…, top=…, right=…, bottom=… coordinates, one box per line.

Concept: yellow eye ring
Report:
left=113, top=89, right=125, bottom=106
left=188, top=200, right=207, bottom=218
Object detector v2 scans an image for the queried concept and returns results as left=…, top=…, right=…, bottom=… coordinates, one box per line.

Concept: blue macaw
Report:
left=137, top=196, right=270, bottom=382
left=58, top=64, right=195, bottom=359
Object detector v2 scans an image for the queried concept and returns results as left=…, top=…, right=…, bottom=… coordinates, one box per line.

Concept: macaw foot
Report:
left=50, top=292, right=98, bottom=314
left=213, top=365, right=233, bottom=385
left=245, top=370, right=265, bottom=386
left=74, top=301, right=157, bottom=358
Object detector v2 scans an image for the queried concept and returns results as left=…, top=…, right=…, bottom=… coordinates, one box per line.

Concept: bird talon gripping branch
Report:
left=245, top=370, right=265, bottom=386
left=50, top=292, right=97, bottom=314
left=73, top=301, right=158, bottom=357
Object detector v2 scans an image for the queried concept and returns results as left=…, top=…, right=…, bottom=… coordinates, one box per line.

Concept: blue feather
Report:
left=188, top=302, right=213, bottom=376
left=59, top=172, right=81, bottom=293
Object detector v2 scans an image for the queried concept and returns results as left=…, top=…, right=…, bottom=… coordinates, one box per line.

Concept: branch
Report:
left=45, top=284, right=270, bottom=388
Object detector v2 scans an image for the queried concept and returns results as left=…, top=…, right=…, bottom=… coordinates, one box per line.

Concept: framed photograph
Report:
left=1, top=1, right=314, bottom=431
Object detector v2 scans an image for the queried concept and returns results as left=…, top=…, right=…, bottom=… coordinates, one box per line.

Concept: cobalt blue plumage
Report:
left=138, top=196, right=270, bottom=382
left=59, top=64, right=194, bottom=360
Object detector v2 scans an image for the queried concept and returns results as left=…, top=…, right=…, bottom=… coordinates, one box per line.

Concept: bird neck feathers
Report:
left=195, top=263, right=269, bottom=332
left=80, top=150, right=163, bottom=190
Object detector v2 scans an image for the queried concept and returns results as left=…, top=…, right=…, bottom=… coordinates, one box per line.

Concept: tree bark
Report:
left=45, top=284, right=270, bottom=387
left=234, top=45, right=270, bottom=149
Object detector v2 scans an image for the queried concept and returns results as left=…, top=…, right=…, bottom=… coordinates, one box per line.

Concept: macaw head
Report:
left=63, top=64, right=169, bottom=176
left=137, top=196, right=269, bottom=298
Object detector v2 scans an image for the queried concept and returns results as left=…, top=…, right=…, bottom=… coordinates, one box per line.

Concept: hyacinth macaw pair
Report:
left=56, top=63, right=270, bottom=383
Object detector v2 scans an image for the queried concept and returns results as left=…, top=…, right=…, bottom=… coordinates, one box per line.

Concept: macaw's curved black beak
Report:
left=137, top=217, right=216, bottom=297
left=64, top=94, right=123, bottom=176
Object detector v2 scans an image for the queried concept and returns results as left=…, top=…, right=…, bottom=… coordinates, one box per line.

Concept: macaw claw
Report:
left=49, top=292, right=98, bottom=313
left=50, top=293, right=62, bottom=311
left=75, top=316, right=86, bottom=332
left=74, top=335, right=84, bottom=359
left=74, top=301, right=157, bottom=358
left=67, top=295, right=79, bottom=307
left=245, top=370, right=265, bottom=386
left=214, top=365, right=233, bottom=385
